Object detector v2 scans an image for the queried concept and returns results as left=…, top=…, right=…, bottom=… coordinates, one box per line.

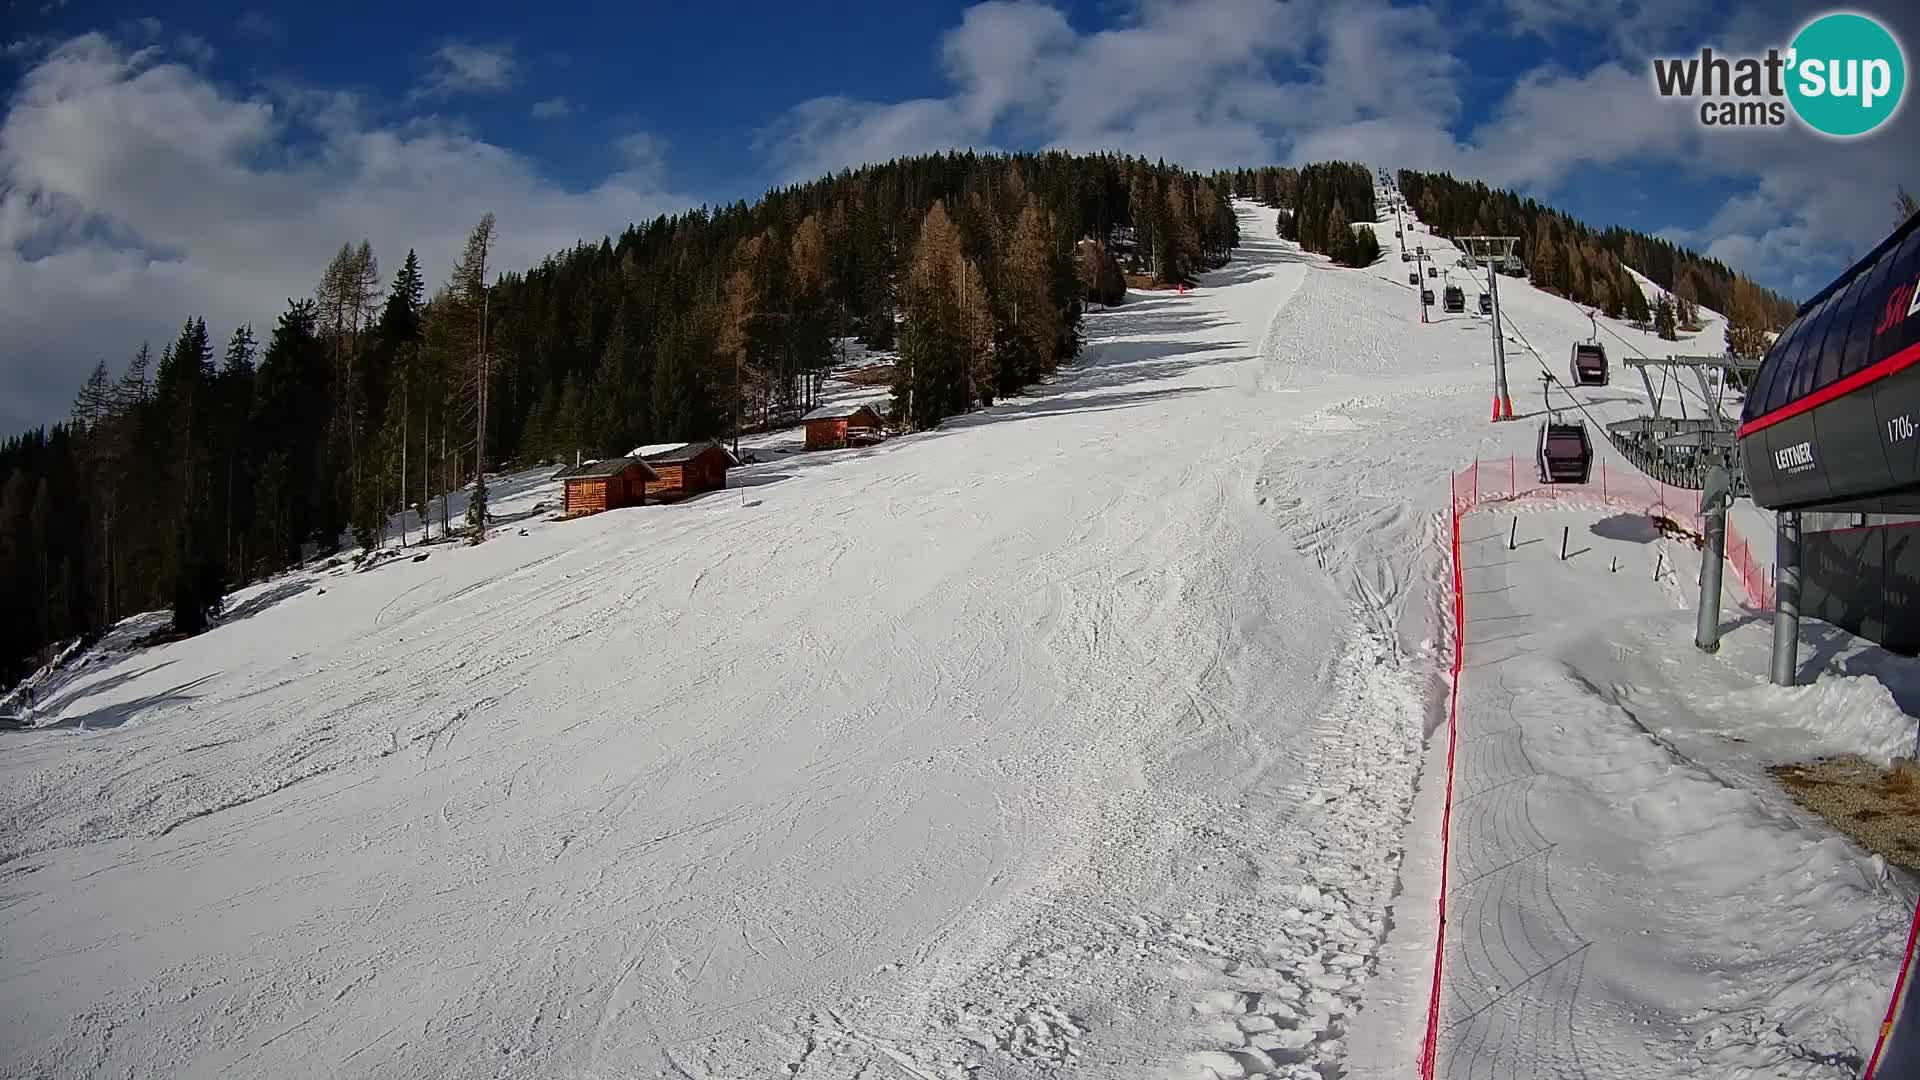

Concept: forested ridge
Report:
left=0, top=150, right=1239, bottom=685
left=1394, top=169, right=1800, bottom=349
left=0, top=150, right=1837, bottom=687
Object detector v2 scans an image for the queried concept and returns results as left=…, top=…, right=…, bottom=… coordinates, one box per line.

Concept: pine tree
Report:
left=1076, top=239, right=1125, bottom=305
left=1004, top=198, right=1066, bottom=390
left=1348, top=224, right=1380, bottom=267
left=788, top=215, right=836, bottom=410
left=1162, top=173, right=1201, bottom=282
left=895, top=201, right=970, bottom=429
left=718, top=233, right=768, bottom=455
left=216, top=325, right=257, bottom=579
left=156, top=318, right=223, bottom=634
left=447, top=214, right=497, bottom=544
left=1724, top=278, right=1773, bottom=363
left=1654, top=294, right=1678, bottom=341
left=1128, top=170, right=1162, bottom=279
left=1620, top=270, right=1651, bottom=324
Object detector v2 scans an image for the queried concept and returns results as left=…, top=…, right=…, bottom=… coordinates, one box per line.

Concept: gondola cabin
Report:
left=1570, top=343, right=1609, bottom=386
left=1420, top=288, right=1435, bottom=305
left=1408, top=271, right=1419, bottom=284
left=1479, top=293, right=1492, bottom=315
left=1427, top=266, right=1438, bottom=279
left=1443, top=286, right=1465, bottom=313
left=1537, top=421, right=1593, bottom=484
left=1402, top=252, right=1411, bottom=262
left=1739, top=209, right=1920, bottom=513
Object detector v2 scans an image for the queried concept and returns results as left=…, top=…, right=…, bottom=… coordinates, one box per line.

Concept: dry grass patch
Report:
left=1772, top=755, right=1920, bottom=872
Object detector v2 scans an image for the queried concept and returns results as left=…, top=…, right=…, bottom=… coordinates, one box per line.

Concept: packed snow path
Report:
left=1440, top=506, right=1911, bottom=1079
left=0, top=206, right=1459, bottom=1079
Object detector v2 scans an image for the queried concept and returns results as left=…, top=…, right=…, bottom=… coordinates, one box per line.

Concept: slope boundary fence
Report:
left=1416, top=456, right=1775, bottom=1079
left=1446, top=456, right=1775, bottom=610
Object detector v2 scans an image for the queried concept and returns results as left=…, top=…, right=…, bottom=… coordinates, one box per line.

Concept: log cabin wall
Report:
left=566, top=479, right=608, bottom=515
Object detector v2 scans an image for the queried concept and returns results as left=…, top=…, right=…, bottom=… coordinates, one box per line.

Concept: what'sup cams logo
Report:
left=1652, top=11, right=1906, bottom=137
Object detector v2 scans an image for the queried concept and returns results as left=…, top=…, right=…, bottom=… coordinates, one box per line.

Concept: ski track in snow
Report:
left=0, top=200, right=1902, bottom=1080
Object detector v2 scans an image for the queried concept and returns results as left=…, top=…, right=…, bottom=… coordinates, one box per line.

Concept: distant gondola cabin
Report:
left=635, top=441, right=741, bottom=501
left=803, top=403, right=885, bottom=450
left=559, top=458, right=657, bottom=517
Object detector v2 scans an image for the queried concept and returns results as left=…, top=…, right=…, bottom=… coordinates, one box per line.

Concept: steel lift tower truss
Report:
left=1603, top=353, right=1762, bottom=495
left=1457, top=236, right=1521, bottom=421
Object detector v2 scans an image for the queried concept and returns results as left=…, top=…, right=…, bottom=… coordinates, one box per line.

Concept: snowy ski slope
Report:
left=0, top=199, right=1910, bottom=1080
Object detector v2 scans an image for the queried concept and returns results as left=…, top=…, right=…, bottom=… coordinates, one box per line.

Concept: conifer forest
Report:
left=0, top=151, right=1804, bottom=687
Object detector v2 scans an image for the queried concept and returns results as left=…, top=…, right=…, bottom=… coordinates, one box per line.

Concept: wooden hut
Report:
left=635, top=441, right=740, bottom=500
left=559, top=457, right=657, bottom=516
left=802, top=403, right=885, bottom=450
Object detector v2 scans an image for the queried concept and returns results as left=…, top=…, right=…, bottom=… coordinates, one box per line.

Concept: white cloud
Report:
left=754, top=0, right=1915, bottom=296
left=418, top=41, right=517, bottom=99
left=0, top=33, right=693, bottom=433
left=531, top=96, right=573, bottom=119
left=755, top=97, right=989, bottom=183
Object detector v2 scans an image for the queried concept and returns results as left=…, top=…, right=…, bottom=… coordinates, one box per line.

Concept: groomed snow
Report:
left=0, top=196, right=1910, bottom=1080
left=1439, top=503, right=1914, bottom=1078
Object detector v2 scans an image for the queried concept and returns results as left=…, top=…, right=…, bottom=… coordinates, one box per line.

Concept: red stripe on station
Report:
left=1740, top=340, right=1920, bottom=438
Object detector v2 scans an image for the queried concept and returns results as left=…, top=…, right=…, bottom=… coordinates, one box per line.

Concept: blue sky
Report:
left=2, top=0, right=1916, bottom=432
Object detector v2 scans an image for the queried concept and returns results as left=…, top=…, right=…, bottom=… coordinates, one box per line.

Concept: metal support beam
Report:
left=1489, top=261, right=1510, bottom=419
left=1770, top=511, right=1802, bottom=685
left=1459, top=236, right=1518, bottom=422
left=1696, top=468, right=1730, bottom=653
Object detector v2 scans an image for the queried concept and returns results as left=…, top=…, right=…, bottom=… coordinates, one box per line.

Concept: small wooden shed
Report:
left=802, top=403, right=885, bottom=450
left=558, top=457, right=657, bottom=516
left=635, top=441, right=740, bottom=501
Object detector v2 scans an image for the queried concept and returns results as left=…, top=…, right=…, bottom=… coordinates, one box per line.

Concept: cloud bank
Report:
left=0, top=34, right=690, bottom=433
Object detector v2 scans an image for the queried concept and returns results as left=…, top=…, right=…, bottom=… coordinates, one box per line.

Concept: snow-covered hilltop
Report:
left=0, top=198, right=1910, bottom=1080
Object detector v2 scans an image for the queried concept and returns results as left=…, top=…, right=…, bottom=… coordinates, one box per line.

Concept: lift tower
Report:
left=1457, top=236, right=1520, bottom=421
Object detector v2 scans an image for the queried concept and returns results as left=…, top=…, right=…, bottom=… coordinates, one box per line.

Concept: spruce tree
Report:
left=1654, top=294, right=1678, bottom=341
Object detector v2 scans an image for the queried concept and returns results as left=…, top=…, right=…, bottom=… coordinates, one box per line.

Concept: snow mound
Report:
left=1727, top=676, right=1917, bottom=769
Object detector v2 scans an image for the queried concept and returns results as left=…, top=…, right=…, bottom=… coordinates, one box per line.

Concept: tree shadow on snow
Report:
left=1590, top=514, right=1660, bottom=544
left=219, top=580, right=314, bottom=625
left=32, top=660, right=179, bottom=720
left=11, top=672, right=219, bottom=733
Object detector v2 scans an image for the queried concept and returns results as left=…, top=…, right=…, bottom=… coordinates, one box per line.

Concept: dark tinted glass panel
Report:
left=1866, top=228, right=1920, bottom=368
left=1813, top=273, right=1873, bottom=389
left=1840, top=237, right=1907, bottom=377
left=1788, top=293, right=1846, bottom=400
left=1766, top=294, right=1836, bottom=413
left=1548, top=436, right=1585, bottom=456
left=1744, top=316, right=1801, bottom=422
